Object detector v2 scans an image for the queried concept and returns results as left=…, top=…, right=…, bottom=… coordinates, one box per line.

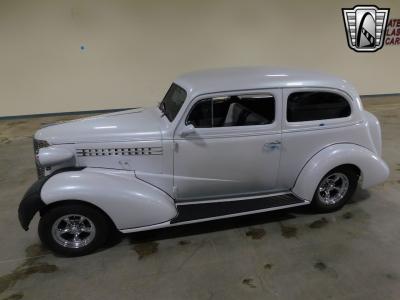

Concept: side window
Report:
left=187, top=99, right=212, bottom=128
left=187, top=94, right=275, bottom=128
left=287, top=91, right=351, bottom=122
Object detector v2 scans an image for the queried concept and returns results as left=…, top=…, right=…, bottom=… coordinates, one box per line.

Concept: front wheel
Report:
left=311, top=166, right=359, bottom=213
left=39, top=203, right=111, bottom=256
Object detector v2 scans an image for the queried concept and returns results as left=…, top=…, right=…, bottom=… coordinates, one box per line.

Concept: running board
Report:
left=171, top=193, right=307, bottom=225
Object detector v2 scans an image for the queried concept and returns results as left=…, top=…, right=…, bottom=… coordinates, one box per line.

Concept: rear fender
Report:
left=363, top=111, right=382, bottom=156
left=292, top=144, right=389, bottom=201
left=41, top=168, right=177, bottom=230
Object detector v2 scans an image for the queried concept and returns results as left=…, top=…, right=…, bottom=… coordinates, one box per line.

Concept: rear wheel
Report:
left=39, top=203, right=111, bottom=256
left=311, top=166, right=359, bottom=213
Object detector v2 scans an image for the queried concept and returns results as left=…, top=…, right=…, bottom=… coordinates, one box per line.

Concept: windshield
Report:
left=159, top=83, right=187, bottom=121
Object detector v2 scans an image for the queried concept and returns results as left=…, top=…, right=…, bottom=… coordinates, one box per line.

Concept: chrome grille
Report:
left=33, top=139, right=49, bottom=178
left=76, top=147, right=163, bottom=157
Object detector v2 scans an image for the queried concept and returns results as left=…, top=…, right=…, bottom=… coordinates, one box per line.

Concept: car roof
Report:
left=174, top=66, right=359, bottom=99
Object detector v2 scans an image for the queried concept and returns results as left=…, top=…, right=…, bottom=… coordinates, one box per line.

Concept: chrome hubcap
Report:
left=51, top=214, right=96, bottom=249
left=318, top=173, right=349, bottom=205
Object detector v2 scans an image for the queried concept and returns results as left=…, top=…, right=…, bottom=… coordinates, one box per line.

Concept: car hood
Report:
left=35, top=108, right=162, bottom=144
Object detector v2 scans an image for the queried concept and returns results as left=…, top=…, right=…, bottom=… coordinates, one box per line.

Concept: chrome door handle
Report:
left=264, top=140, right=281, bottom=151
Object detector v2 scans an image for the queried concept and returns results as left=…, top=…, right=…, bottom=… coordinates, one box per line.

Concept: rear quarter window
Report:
left=287, top=91, right=351, bottom=122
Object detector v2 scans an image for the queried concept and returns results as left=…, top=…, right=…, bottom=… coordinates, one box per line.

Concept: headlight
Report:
left=33, top=139, right=49, bottom=178
left=36, top=147, right=75, bottom=167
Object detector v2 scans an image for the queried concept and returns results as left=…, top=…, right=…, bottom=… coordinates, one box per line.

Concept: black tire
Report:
left=311, top=166, right=359, bottom=213
left=38, top=203, right=111, bottom=256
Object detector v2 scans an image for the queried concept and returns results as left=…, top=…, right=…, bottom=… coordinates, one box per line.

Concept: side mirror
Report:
left=180, top=124, right=196, bottom=137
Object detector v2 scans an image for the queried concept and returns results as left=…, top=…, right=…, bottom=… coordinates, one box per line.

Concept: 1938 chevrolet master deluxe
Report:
left=18, top=67, right=389, bottom=256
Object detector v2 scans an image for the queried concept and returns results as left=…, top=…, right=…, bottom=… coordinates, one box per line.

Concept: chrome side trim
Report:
left=76, top=147, right=163, bottom=157
left=170, top=201, right=307, bottom=226
left=119, top=221, right=172, bottom=233
left=177, top=191, right=291, bottom=205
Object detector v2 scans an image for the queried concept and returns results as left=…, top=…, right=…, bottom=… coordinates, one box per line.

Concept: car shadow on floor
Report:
left=105, top=206, right=306, bottom=249
left=348, top=188, right=371, bottom=204
left=128, top=209, right=296, bottom=242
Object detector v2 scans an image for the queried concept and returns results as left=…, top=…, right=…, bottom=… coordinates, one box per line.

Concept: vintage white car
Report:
left=18, top=67, right=389, bottom=256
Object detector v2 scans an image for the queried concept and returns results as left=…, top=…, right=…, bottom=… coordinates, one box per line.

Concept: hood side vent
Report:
left=76, top=147, right=163, bottom=157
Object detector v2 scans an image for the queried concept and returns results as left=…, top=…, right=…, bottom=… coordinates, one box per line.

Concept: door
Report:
left=278, top=88, right=356, bottom=190
left=173, top=90, right=282, bottom=201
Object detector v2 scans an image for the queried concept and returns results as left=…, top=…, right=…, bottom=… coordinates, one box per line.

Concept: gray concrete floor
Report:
left=0, top=97, right=400, bottom=300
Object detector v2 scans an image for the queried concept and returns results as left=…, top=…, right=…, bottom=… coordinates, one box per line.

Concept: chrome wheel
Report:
left=51, top=214, right=96, bottom=249
left=317, top=173, right=349, bottom=205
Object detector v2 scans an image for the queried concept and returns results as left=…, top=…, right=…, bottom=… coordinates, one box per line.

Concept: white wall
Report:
left=0, top=0, right=399, bottom=117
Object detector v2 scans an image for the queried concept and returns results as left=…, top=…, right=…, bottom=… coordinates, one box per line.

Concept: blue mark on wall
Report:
left=80, top=45, right=85, bottom=51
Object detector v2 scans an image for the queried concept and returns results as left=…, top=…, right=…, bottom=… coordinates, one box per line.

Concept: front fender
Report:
left=292, top=144, right=389, bottom=201
left=18, top=167, right=84, bottom=230
left=41, top=168, right=177, bottom=230
left=18, top=177, right=47, bottom=230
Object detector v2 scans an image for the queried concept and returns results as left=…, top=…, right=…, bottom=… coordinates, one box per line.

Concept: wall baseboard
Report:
left=1, top=92, right=399, bottom=120
left=0, top=107, right=135, bottom=120
left=360, top=93, right=400, bottom=98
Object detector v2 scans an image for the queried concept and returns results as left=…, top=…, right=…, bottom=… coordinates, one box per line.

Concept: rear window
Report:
left=287, top=91, right=351, bottom=122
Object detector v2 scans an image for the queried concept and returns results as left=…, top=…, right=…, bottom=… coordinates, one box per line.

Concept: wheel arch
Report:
left=321, top=163, right=361, bottom=178
left=338, top=163, right=361, bottom=177
left=40, top=199, right=117, bottom=230
left=292, top=143, right=389, bottom=201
